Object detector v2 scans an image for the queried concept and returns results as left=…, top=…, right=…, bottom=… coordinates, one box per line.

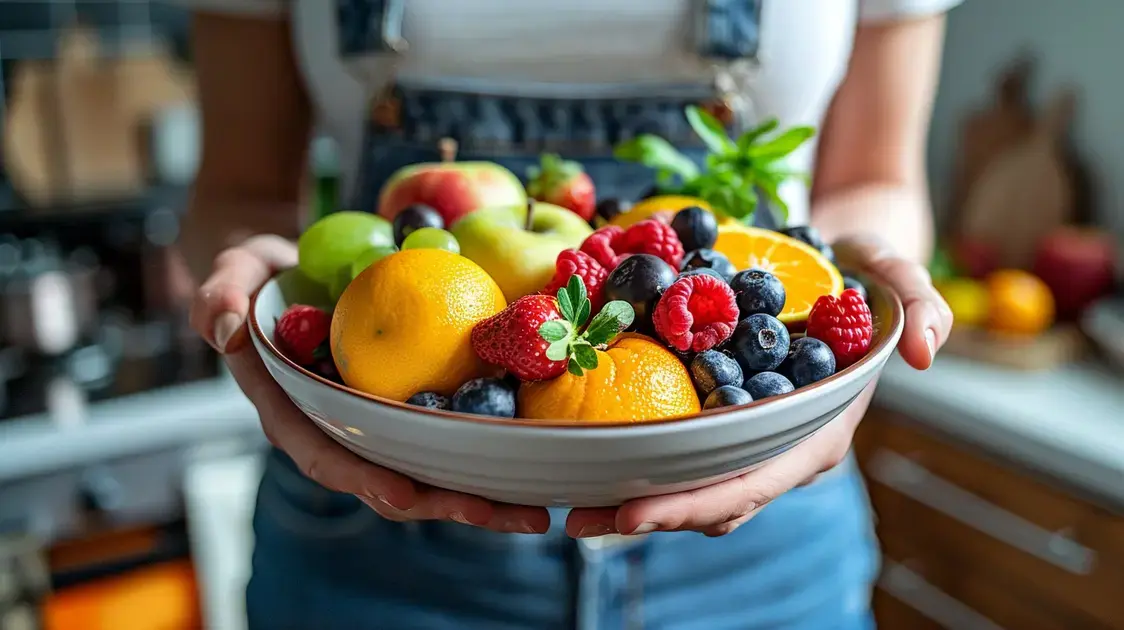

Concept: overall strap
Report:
left=696, top=0, right=763, bottom=61
left=337, top=0, right=407, bottom=56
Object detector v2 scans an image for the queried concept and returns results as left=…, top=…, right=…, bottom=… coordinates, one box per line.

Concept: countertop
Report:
left=875, top=354, right=1124, bottom=507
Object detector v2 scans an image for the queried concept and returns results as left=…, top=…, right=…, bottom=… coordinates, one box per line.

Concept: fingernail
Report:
left=925, top=329, right=937, bottom=361
left=577, top=524, right=613, bottom=538
left=628, top=522, right=658, bottom=536
left=503, top=520, right=537, bottom=534
left=449, top=512, right=471, bottom=526
left=375, top=495, right=402, bottom=510
left=214, top=312, right=243, bottom=352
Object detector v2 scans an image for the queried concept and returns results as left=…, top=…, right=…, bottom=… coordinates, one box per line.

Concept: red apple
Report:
left=1033, top=227, right=1117, bottom=321
left=952, top=236, right=1001, bottom=279
left=378, top=161, right=526, bottom=226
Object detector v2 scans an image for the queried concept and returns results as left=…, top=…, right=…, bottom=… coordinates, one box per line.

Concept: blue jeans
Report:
left=246, top=449, right=878, bottom=629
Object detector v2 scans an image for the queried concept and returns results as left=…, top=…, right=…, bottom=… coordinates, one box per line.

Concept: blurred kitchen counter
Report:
left=0, top=375, right=259, bottom=484
left=875, top=354, right=1124, bottom=507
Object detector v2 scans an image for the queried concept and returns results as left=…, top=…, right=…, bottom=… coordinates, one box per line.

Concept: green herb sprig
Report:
left=614, top=106, right=815, bottom=224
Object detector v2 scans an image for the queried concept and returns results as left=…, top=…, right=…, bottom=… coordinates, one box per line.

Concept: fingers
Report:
left=868, top=256, right=952, bottom=370
left=361, top=492, right=552, bottom=534
left=223, top=345, right=418, bottom=510
left=190, top=235, right=297, bottom=353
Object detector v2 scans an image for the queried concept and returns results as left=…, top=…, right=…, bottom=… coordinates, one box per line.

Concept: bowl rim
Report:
left=249, top=276, right=903, bottom=429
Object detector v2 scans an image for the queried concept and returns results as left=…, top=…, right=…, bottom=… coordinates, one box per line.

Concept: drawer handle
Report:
left=869, top=450, right=1096, bottom=575
left=880, top=560, right=1003, bottom=630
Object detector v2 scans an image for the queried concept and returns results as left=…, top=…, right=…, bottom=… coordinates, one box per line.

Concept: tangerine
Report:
left=331, top=249, right=506, bottom=401
left=517, top=334, right=700, bottom=422
left=985, top=269, right=1055, bottom=336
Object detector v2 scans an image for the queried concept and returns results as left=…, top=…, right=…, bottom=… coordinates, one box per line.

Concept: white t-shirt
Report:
left=183, top=0, right=962, bottom=225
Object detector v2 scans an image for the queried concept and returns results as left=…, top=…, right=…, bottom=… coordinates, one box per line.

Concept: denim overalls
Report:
left=246, top=2, right=877, bottom=628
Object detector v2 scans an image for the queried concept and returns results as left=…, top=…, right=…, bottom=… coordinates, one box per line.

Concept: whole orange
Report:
left=331, top=249, right=506, bottom=401
left=985, top=269, right=1055, bottom=336
left=518, top=334, right=700, bottom=422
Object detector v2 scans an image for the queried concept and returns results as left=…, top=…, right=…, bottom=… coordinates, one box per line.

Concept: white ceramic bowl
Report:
left=250, top=278, right=903, bottom=507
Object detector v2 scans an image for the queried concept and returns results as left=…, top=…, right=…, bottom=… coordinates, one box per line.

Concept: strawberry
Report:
left=275, top=305, right=332, bottom=366
left=471, top=276, right=636, bottom=381
left=526, top=154, right=596, bottom=221
left=806, top=289, right=873, bottom=369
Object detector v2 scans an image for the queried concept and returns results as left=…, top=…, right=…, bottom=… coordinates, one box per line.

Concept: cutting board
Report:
left=942, top=325, right=1086, bottom=371
left=950, top=57, right=1035, bottom=220
left=3, top=28, right=196, bottom=206
left=958, top=89, right=1076, bottom=269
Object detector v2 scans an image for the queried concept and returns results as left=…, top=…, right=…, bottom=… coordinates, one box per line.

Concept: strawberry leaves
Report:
left=538, top=275, right=635, bottom=376
left=527, top=153, right=584, bottom=198
left=613, top=105, right=815, bottom=224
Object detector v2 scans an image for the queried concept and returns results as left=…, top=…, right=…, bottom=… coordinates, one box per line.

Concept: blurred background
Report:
left=0, top=2, right=1121, bottom=629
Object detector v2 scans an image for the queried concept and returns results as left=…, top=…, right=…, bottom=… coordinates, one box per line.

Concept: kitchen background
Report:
left=0, top=1, right=1122, bottom=629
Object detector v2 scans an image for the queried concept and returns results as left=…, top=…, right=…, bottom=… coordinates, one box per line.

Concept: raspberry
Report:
left=580, top=225, right=626, bottom=270
left=652, top=275, right=739, bottom=353
left=544, top=249, right=608, bottom=312
left=579, top=220, right=685, bottom=272
left=806, top=289, right=873, bottom=369
left=275, top=305, right=332, bottom=366
left=618, top=219, right=685, bottom=270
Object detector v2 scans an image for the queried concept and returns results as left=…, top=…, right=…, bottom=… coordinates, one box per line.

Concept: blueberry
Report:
left=742, top=371, right=795, bottom=400
left=604, top=254, right=677, bottom=330
left=780, top=225, right=834, bottom=262
left=730, top=269, right=786, bottom=318
left=451, top=378, right=516, bottom=417
left=730, top=314, right=790, bottom=372
left=596, top=198, right=631, bottom=223
left=678, top=267, right=726, bottom=282
left=704, top=385, right=753, bottom=410
left=689, top=350, right=744, bottom=397
left=637, top=185, right=660, bottom=201
left=670, top=206, right=718, bottom=252
left=680, top=249, right=737, bottom=282
left=843, top=276, right=868, bottom=302
left=393, top=204, right=444, bottom=247
left=778, top=337, right=837, bottom=388
left=405, top=391, right=451, bottom=410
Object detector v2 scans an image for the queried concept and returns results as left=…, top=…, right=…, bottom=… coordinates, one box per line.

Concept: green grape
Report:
left=401, top=227, right=460, bottom=254
left=350, top=245, right=398, bottom=280
left=298, top=211, right=394, bottom=285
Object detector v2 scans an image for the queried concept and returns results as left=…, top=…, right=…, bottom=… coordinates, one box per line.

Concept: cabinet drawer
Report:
left=880, top=533, right=1102, bottom=630
left=859, top=414, right=1124, bottom=627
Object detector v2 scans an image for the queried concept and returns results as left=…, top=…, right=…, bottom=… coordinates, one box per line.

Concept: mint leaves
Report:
left=614, top=106, right=815, bottom=224
left=538, top=275, right=635, bottom=376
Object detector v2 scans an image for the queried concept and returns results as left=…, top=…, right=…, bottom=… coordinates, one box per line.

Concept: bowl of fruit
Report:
left=250, top=196, right=902, bottom=508
left=250, top=117, right=903, bottom=507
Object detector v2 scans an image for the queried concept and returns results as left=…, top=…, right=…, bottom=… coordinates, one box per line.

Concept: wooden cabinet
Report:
left=856, top=408, right=1124, bottom=630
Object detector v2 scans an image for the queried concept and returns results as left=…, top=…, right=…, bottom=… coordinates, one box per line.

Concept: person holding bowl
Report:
left=182, top=1, right=957, bottom=627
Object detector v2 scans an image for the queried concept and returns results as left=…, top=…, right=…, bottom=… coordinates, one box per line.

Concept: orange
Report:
left=331, top=249, right=506, bottom=401
left=714, top=226, right=843, bottom=323
left=985, top=269, right=1055, bottom=336
left=518, top=334, right=700, bottom=422
left=935, top=277, right=989, bottom=328
left=610, top=195, right=727, bottom=228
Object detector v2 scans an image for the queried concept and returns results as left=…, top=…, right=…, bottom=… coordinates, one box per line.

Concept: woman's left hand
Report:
left=565, top=236, right=953, bottom=538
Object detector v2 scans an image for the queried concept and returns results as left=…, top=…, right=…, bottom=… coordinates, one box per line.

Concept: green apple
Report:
left=298, top=211, right=394, bottom=288
left=452, top=202, right=593, bottom=301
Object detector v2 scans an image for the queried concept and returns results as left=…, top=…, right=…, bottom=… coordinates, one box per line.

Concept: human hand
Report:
left=565, top=236, right=952, bottom=538
left=190, top=235, right=551, bottom=534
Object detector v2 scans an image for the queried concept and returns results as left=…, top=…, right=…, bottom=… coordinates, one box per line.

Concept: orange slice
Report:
left=714, top=225, right=843, bottom=323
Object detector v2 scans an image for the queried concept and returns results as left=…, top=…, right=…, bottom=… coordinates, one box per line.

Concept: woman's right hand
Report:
left=189, top=235, right=551, bottom=534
